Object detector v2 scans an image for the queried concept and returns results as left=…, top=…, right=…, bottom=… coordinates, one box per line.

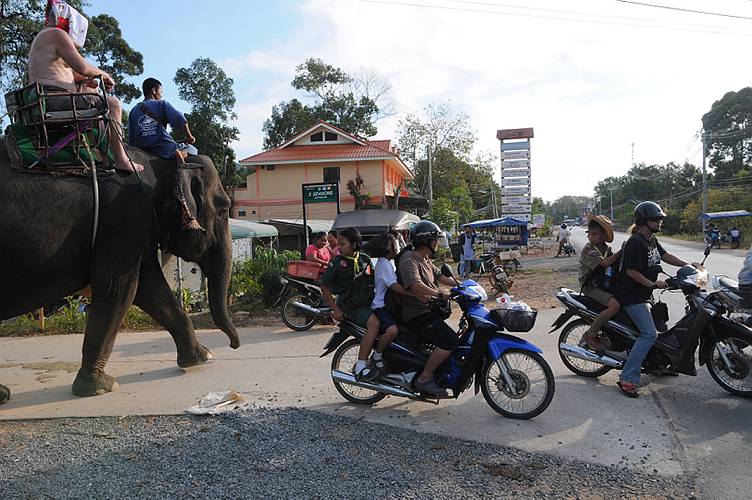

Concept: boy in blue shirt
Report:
left=128, top=78, right=196, bottom=165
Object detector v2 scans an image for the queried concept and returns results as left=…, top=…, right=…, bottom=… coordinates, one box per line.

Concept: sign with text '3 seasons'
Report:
left=303, top=183, right=338, bottom=203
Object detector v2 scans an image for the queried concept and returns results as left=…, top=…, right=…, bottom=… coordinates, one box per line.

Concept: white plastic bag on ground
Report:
left=186, top=391, right=250, bottom=415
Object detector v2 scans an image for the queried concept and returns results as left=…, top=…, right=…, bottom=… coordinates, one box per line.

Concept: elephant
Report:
left=0, top=140, right=239, bottom=401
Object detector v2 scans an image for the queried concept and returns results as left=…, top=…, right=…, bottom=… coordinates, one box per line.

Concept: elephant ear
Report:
left=174, top=164, right=206, bottom=232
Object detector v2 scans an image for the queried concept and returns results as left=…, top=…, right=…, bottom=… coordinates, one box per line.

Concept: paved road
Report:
left=568, top=226, right=751, bottom=498
left=1, top=232, right=750, bottom=497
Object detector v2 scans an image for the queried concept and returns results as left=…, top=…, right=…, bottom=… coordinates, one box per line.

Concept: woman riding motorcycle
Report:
left=614, top=201, right=695, bottom=397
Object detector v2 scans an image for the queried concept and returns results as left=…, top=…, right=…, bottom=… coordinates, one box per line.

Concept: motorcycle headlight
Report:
left=682, top=270, right=709, bottom=289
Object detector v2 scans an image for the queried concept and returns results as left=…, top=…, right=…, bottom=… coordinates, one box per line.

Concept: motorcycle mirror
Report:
left=440, top=263, right=455, bottom=278
left=704, top=244, right=712, bottom=257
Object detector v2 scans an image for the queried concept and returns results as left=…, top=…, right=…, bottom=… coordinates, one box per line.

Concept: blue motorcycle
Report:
left=321, top=265, right=555, bottom=419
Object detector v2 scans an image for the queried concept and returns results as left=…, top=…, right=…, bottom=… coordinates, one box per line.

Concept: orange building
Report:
left=233, top=121, right=414, bottom=221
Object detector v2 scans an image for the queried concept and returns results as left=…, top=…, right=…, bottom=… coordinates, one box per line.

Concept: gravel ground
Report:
left=0, top=406, right=697, bottom=499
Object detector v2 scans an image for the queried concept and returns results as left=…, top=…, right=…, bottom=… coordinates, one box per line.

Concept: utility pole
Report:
left=609, top=187, right=614, bottom=222
left=631, top=142, right=635, bottom=166
left=701, top=131, right=708, bottom=214
left=490, top=182, right=499, bottom=218
left=427, top=143, right=433, bottom=205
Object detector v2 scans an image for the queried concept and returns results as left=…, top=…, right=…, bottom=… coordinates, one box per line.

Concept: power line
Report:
left=357, top=0, right=752, bottom=37
left=615, top=0, right=752, bottom=21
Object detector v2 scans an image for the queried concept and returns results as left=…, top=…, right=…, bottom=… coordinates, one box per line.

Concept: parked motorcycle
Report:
left=550, top=245, right=752, bottom=397
left=320, top=264, right=555, bottom=419
left=275, top=273, right=331, bottom=331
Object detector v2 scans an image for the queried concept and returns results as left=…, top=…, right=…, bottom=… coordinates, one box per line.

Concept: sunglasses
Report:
left=647, top=217, right=664, bottom=222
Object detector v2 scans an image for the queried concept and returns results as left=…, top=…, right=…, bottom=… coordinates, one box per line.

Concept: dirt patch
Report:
left=189, top=309, right=283, bottom=330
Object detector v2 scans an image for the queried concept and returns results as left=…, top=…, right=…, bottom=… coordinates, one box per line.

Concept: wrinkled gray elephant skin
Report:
left=0, top=143, right=239, bottom=399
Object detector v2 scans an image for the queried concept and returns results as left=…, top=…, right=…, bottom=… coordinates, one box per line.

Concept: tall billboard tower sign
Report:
left=497, top=127, right=534, bottom=222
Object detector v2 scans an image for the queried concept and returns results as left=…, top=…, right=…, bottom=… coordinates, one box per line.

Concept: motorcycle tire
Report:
left=502, top=259, right=519, bottom=277
left=331, top=339, right=387, bottom=405
left=558, top=319, right=612, bottom=377
left=706, top=331, right=752, bottom=397
left=489, top=266, right=510, bottom=294
left=0, top=384, right=9, bottom=404
left=280, top=293, right=319, bottom=331
left=480, top=350, right=555, bottom=419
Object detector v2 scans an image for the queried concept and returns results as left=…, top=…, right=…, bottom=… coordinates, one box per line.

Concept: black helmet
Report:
left=560, top=223, right=567, bottom=229
left=411, top=220, right=441, bottom=249
left=634, top=201, right=666, bottom=226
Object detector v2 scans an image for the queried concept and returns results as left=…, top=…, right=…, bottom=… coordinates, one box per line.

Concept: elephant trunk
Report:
left=204, top=227, right=240, bottom=349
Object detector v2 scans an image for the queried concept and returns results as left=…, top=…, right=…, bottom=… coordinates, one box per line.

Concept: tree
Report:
left=346, top=174, right=370, bottom=210
left=174, top=58, right=240, bottom=187
left=396, top=101, right=476, bottom=172
left=702, top=87, right=752, bottom=179
left=0, top=1, right=143, bottom=103
left=447, top=182, right=474, bottom=225
left=430, top=197, right=459, bottom=232
left=262, top=58, right=390, bottom=149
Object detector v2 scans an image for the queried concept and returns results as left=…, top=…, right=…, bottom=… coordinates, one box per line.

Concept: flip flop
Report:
left=617, top=380, right=639, bottom=398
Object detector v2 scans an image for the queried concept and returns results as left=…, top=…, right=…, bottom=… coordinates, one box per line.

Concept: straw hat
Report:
left=588, top=215, right=614, bottom=243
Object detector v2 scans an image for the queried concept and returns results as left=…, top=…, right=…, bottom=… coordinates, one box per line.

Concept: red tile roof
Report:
left=240, top=140, right=397, bottom=164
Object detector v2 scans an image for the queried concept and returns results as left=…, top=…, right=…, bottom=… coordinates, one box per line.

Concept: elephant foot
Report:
left=0, top=384, right=10, bottom=404
left=72, top=369, right=119, bottom=397
left=177, top=343, right=214, bottom=368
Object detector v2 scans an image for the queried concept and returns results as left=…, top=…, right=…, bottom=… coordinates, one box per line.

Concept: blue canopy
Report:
left=463, top=217, right=528, bottom=228
left=697, top=210, right=752, bottom=221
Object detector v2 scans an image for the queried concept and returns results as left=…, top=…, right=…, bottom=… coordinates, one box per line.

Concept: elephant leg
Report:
left=0, top=384, right=9, bottom=404
left=72, top=275, right=138, bottom=397
left=133, top=256, right=213, bottom=368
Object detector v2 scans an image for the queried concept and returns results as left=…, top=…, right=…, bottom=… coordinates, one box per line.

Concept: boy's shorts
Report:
left=373, top=307, right=396, bottom=333
left=583, top=286, right=614, bottom=307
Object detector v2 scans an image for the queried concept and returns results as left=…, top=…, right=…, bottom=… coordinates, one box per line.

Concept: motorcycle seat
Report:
left=718, top=276, right=739, bottom=292
left=571, top=293, right=639, bottom=331
left=283, top=273, right=320, bottom=285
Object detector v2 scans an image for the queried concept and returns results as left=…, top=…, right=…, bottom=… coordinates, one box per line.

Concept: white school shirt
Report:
left=371, top=257, right=398, bottom=309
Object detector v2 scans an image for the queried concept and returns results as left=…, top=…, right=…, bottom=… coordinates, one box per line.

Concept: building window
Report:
left=237, top=210, right=246, bottom=217
left=251, top=210, right=257, bottom=215
left=324, top=167, right=340, bottom=183
left=266, top=165, right=275, bottom=171
left=310, top=132, right=323, bottom=142
left=325, top=131, right=338, bottom=141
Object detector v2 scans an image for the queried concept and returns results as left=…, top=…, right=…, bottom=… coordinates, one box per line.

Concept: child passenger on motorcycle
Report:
left=355, top=233, right=412, bottom=381
left=320, top=227, right=375, bottom=329
left=578, top=216, right=622, bottom=350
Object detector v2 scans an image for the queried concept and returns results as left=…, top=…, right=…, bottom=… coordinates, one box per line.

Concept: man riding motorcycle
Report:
left=396, top=220, right=458, bottom=396
left=556, top=223, right=572, bottom=257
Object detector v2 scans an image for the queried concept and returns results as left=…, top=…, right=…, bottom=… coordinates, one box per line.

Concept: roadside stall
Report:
left=698, top=210, right=751, bottom=248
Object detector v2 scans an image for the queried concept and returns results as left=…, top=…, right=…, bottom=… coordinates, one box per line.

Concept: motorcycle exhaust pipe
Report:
left=292, top=302, right=331, bottom=316
left=559, top=343, right=624, bottom=368
left=331, top=370, right=419, bottom=399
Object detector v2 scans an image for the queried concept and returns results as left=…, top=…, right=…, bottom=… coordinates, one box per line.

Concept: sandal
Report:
left=578, top=335, right=604, bottom=351
left=617, top=380, right=639, bottom=398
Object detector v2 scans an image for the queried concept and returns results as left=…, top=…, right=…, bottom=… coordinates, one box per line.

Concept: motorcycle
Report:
left=550, top=245, right=752, bottom=397
left=705, top=229, right=721, bottom=249
left=560, top=240, right=575, bottom=257
left=274, top=273, right=331, bottom=331
left=320, top=264, right=555, bottom=419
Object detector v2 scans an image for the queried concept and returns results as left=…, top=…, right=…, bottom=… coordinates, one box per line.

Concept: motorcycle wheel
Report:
left=280, top=293, right=319, bottom=331
left=0, top=384, right=9, bottom=404
left=489, top=266, right=510, bottom=294
left=558, top=319, right=612, bottom=377
left=481, top=350, right=555, bottom=419
left=706, top=332, right=752, bottom=397
left=502, top=259, right=519, bottom=276
left=331, top=339, right=387, bottom=405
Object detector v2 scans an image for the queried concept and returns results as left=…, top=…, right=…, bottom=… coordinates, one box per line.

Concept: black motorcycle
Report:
left=550, top=246, right=752, bottom=397
left=274, top=274, right=331, bottom=331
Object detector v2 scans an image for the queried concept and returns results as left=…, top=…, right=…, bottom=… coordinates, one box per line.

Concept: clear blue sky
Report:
left=89, top=0, right=300, bottom=120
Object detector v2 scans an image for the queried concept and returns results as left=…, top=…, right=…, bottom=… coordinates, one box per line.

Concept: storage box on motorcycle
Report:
left=285, top=260, right=324, bottom=280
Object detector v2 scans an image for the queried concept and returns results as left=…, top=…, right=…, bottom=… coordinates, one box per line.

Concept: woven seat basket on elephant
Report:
left=3, top=81, right=114, bottom=171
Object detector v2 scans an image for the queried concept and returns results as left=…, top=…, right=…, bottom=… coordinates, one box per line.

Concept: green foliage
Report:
left=0, top=1, right=142, bottom=104
left=430, top=197, right=459, bottom=232
left=229, top=248, right=300, bottom=306
left=83, top=14, right=143, bottom=103
left=262, top=58, right=382, bottom=149
left=346, top=174, right=370, bottom=210
left=702, top=87, right=752, bottom=179
left=173, top=58, right=240, bottom=187
left=680, top=188, right=752, bottom=240
left=121, top=306, right=159, bottom=331
left=447, top=182, right=474, bottom=224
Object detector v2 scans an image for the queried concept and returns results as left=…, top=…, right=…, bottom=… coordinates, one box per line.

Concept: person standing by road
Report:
left=615, top=201, right=694, bottom=397
left=458, top=225, right=476, bottom=278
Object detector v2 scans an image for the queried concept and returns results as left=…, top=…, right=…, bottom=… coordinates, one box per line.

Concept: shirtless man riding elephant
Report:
left=27, top=0, right=143, bottom=172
